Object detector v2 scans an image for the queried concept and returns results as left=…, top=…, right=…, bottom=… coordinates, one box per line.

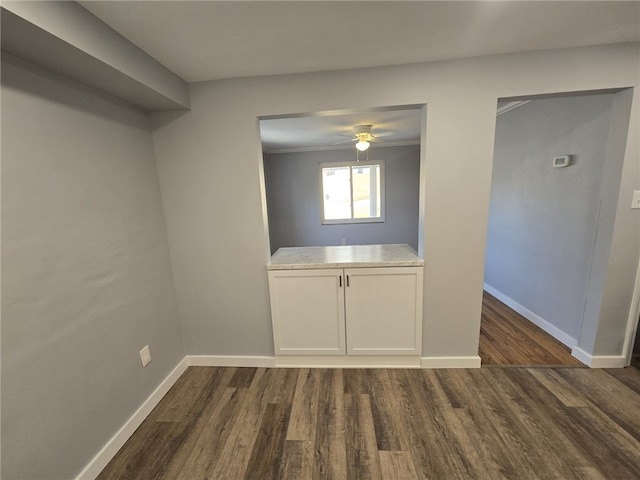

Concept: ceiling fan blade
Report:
left=372, top=131, right=394, bottom=138
left=333, top=138, right=357, bottom=145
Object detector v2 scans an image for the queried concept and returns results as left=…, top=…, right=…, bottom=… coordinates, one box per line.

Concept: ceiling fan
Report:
left=334, top=125, right=394, bottom=151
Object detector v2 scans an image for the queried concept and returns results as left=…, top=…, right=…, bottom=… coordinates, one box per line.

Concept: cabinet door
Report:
left=268, top=269, right=346, bottom=355
left=345, top=267, right=423, bottom=355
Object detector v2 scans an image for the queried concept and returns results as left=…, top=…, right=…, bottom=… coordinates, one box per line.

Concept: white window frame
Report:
left=319, top=160, right=385, bottom=225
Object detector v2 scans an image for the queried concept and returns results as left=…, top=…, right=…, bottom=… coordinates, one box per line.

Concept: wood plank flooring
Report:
left=97, top=365, right=640, bottom=480
left=480, top=291, right=584, bottom=366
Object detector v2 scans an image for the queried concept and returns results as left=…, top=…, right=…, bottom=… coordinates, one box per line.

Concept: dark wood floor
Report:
left=480, top=291, right=584, bottom=366
left=98, top=365, right=640, bottom=480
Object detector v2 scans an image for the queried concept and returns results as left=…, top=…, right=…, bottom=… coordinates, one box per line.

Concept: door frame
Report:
left=623, top=259, right=640, bottom=365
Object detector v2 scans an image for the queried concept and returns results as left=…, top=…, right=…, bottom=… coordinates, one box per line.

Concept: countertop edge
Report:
left=266, top=244, right=424, bottom=270
left=267, top=260, right=424, bottom=271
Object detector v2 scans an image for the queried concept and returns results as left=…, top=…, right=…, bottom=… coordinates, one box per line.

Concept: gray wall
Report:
left=485, top=93, right=618, bottom=341
left=580, top=89, right=635, bottom=356
left=1, top=41, right=637, bottom=479
left=1, top=55, right=184, bottom=479
left=264, top=145, right=420, bottom=254
left=150, top=44, right=639, bottom=360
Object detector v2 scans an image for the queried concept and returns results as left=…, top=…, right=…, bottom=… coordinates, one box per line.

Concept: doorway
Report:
left=482, top=90, right=629, bottom=367
left=632, top=315, right=640, bottom=368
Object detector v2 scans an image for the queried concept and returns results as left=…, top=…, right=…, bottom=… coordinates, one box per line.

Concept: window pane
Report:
left=320, top=161, right=383, bottom=224
left=352, top=164, right=381, bottom=219
left=322, top=166, right=351, bottom=220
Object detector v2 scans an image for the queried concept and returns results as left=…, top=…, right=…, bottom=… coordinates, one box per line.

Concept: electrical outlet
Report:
left=632, top=190, right=640, bottom=209
left=341, top=238, right=347, bottom=245
left=140, top=345, right=151, bottom=367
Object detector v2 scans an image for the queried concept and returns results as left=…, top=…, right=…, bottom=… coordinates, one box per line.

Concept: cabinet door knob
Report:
left=346, top=275, right=350, bottom=287
left=339, top=275, right=342, bottom=287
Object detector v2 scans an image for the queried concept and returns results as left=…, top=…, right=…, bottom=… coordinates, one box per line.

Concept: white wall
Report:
left=486, top=93, right=618, bottom=342
left=1, top=54, right=184, bottom=479
left=150, top=44, right=639, bottom=360
left=264, top=145, right=420, bottom=253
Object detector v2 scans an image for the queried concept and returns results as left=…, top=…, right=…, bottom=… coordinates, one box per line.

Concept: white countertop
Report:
left=267, top=244, right=424, bottom=270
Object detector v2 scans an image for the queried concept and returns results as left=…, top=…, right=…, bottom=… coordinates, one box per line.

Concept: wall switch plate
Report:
left=632, top=190, right=640, bottom=209
left=140, top=345, right=151, bottom=367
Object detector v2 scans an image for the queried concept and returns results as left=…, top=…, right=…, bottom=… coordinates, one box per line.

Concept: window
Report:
left=320, top=160, right=385, bottom=224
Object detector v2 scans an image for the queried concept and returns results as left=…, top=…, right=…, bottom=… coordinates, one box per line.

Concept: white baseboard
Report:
left=570, top=346, right=592, bottom=366
left=421, top=356, right=481, bottom=369
left=483, top=283, right=577, bottom=348
left=193, top=354, right=482, bottom=369
left=571, top=347, right=627, bottom=368
left=187, top=355, right=276, bottom=368
left=71, top=350, right=479, bottom=479
left=75, top=357, right=189, bottom=480
left=275, top=355, right=422, bottom=368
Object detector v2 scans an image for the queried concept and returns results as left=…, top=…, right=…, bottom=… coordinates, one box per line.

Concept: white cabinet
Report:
left=345, top=267, right=423, bottom=355
left=268, top=268, right=346, bottom=355
left=268, top=266, right=423, bottom=356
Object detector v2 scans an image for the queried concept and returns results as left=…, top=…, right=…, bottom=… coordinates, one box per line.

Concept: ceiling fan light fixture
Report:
left=356, top=139, right=370, bottom=151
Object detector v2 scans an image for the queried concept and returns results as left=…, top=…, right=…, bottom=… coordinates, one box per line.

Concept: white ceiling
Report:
left=78, top=1, right=639, bottom=151
left=80, top=1, right=639, bottom=83
left=260, top=107, right=423, bottom=153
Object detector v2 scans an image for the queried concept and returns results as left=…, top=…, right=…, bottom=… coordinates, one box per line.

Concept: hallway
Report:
left=479, top=292, right=585, bottom=366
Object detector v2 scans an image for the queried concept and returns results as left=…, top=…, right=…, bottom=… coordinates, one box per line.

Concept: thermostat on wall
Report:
left=553, top=155, right=572, bottom=168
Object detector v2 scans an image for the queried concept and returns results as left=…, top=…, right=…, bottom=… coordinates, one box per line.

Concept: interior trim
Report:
left=74, top=358, right=189, bottom=480
left=420, top=356, right=482, bottom=369
left=571, top=347, right=627, bottom=368
left=483, top=283, right=578, bottom=349
left=187, top=355, right=276, bottom=368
